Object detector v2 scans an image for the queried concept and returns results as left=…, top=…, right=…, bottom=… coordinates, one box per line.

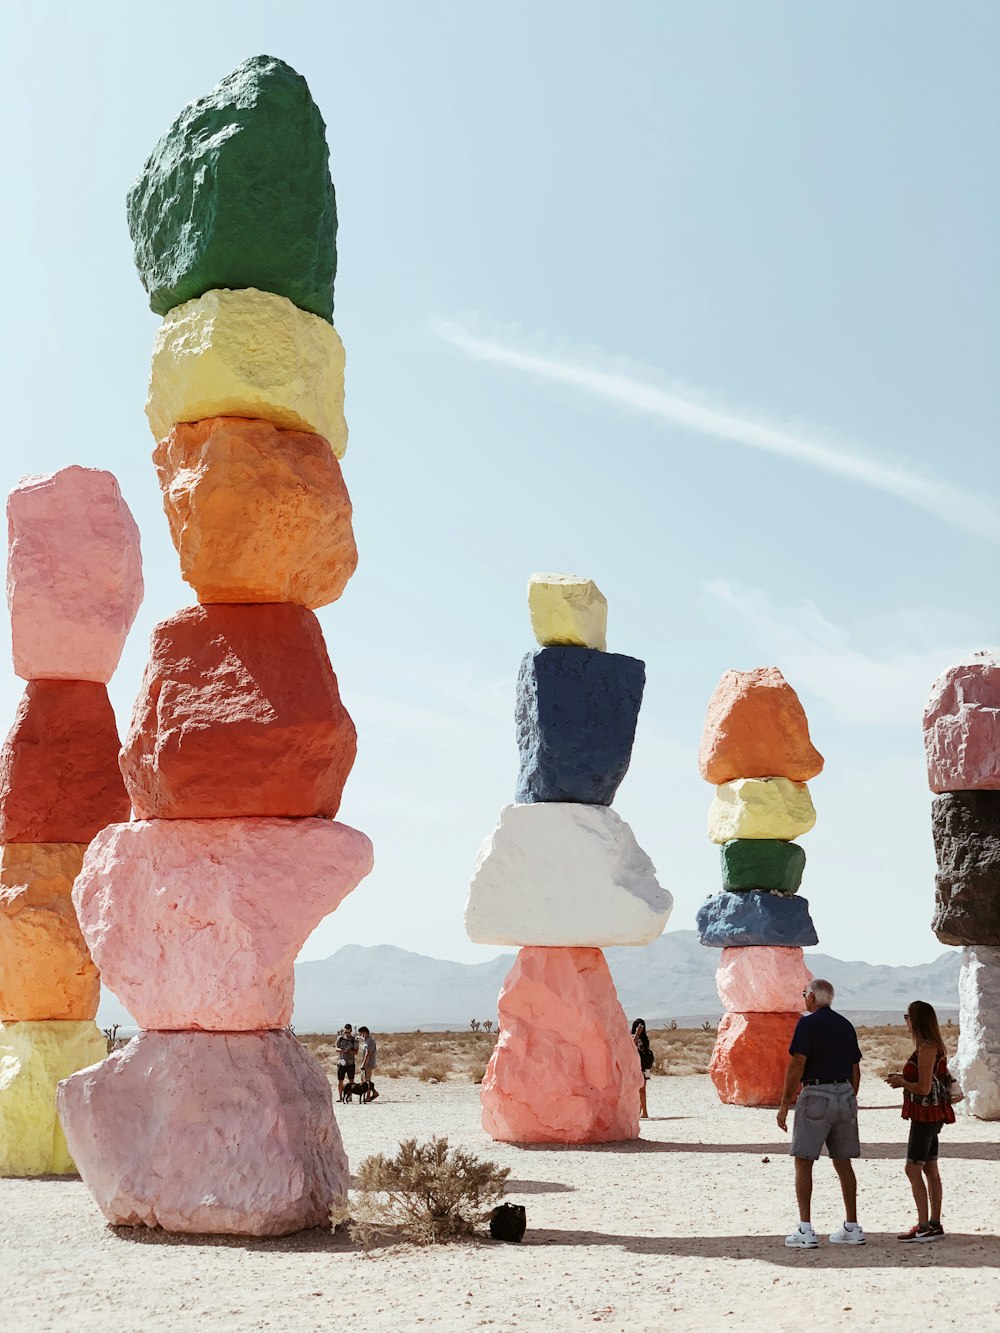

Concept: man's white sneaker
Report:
left=829, top=1223, right=866, bottom=1245
left=784, top=1225, right=818, bottom=1248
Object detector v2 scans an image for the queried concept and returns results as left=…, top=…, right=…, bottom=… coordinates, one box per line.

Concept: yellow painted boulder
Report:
left=146, top=287, right=348, bottom=455
left=528, top=573, right=607, bottom=651
left=707, top=777, right=816, bottom=844
left=0, top=1020, right=106, bottom=1175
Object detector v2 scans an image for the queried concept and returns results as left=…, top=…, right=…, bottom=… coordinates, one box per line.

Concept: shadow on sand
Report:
left=512, top=1139, right=1000, bottom=1162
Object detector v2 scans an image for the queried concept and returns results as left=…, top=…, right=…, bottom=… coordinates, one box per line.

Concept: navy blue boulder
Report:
left=696, top=890, right=818, bottom=948
left=514, top=647, right=645, bottom=805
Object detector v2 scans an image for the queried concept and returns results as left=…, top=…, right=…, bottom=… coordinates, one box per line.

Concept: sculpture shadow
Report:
left=504, top=1178, right=574, bottom=1194
left=508, top=1139, right=1000, bottom=1162
left=109, top=1223, right=386, bottom=1254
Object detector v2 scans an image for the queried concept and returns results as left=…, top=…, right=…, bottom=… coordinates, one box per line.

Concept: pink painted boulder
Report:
left=7, top=467, right=142, bottom=682
left=74, top=817, right=374, bottom=1030
left=709, top=1010, right=801, bottom=1107
left=715, top=947, right=812, bottom=1014
left=57, top=1029, right=347, bottom=1235
left=924, top=654, right=1000, bottom=793
left=481, top=946, right=641, bottom=1144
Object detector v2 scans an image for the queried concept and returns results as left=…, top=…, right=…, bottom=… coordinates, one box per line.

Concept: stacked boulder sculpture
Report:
left=0, top=467, right=141, bottom=1175
left=924, top=652, right=1000, bottom=1119
left=466, top=573, right=672, bottom=1143
left=696, top=668, right=822, bottom=1106
left=57, top=56, right=374, bottom=1235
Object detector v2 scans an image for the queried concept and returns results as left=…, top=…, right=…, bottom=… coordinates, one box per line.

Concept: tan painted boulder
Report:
left=699, top=667, right=824, bottom=785
left=707, top=778, right=816, bottom=843
left=709, top=1010, right=801, bottom=1106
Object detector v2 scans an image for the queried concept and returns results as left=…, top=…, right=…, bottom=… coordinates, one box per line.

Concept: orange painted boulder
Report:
left=698, top=667, right=824, bottom=785
left=153, top=417, right=357, bottom=608
left=709, top=1010, right=801, bottom=1107
left=0, top=843, right=97, bottom=1021
left=0, top=682, right=129, bottom=843
left=481, top=946, right=641, bottom=1144
left=120, top=604, right=356, bottom=819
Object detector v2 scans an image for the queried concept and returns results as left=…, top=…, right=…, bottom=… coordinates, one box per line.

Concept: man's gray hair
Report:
left=806, top=978, right=834, bottom=1006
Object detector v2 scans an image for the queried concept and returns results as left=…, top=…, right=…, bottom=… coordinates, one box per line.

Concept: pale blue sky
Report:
left=1, top=3, right=997, bottom=966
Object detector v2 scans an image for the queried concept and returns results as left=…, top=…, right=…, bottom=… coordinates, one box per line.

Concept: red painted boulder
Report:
left=120, top=603, right=357, bottom=819
left=924, top=654, right=1000, bottom=793
left=699, top=668, right=824, bottom=785
left=481, top=946, right=641, bottom=1144
left=0, top=682, right=129, bottom=843
left=709, top=1010, right=801, bottom=1106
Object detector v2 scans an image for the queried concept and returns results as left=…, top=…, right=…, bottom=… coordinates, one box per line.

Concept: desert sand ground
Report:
left=1, top=1061, right=998, bottom=1333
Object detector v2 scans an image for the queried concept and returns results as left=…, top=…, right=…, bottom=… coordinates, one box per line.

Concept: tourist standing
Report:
left=631, top=1018, right=653, bottom=1119
left=358, top=1025, right=379, bottom=1102
left=335, top=1023, right=358, bottom=1102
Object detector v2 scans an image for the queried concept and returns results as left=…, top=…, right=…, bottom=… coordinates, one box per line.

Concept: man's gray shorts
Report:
left=790, top=1084, right=861, bottom=1160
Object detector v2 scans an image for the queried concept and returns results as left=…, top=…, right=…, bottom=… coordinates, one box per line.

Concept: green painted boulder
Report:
left=720, top=839, right=805, bottom=894
left=127, top=55, right=337, bottom=323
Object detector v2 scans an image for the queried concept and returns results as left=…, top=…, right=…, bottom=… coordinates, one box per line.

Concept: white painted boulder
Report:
left=955, top=945, right=1000, bottom=1120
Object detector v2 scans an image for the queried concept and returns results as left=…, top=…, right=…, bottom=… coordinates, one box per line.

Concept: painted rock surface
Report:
left=698, top=667, right=824, bottom=785
left=527, top=573, right=608, bottom=651
left=0, top=681, right=129, bottom=843
left=121, top=604, right=356, bottom=820
left=715, top=946, right=812, bottom=1013
left=720, top=839, right=805, bottom=894
left=514, top=647, right=645, bottom=805
left=154, top=417, right=357, bottom=607
left=924, top=654, right=1000, bottom=793
left=58, top=1029, right=348, bottom=1233
left=931, top=792, right=1000, bottom=947
left=0, top=1020, right=105, bottom=1176
left=128, top=55, right=337, bottom=323
left=0, top=842, right=97, bottom=1021
left=481, top=947, right=641, bottom=1144
left=146, top=287, right=347, bottom=455
left=75, top=817, right=373, bottom=1029
left=709, top=1011, right=801, bottom=1107
left=707, top=778, right=816, bottom=844
left=466, top=802, right=671, bottom=947
left=955, top=945, right=1000, bottom=1120
left=7, top=467, right=142, bottom=683
left=696, top=891, right=818, bottom=948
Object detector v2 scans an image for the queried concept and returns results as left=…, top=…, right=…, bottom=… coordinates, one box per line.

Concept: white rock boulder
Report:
left=955, top=945, right=1000, bottom=1120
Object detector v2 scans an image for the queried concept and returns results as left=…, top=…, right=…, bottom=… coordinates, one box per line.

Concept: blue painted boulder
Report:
left=514, top=647, right=645, bottom=805
left=696, top=890, right=818, bottom=948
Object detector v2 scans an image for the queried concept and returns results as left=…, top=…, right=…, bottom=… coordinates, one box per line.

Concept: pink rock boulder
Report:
left=481, top=946, right=641, bottom=1144
left=57, top=1029, right=347, bottom=1235
left=75, top=817, right=374, bottom=1030
left=924, top=654, right=1000, bottom=793
left=709, top=1010, right=801, bottom=1107
left=7, top=467, right=142, bottom=682
left=715, top=947, right=812, bottom=1014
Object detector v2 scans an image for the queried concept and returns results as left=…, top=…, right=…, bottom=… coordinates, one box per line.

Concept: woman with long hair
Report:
left=885, top=1000, right=956, bottom=1242
left=631, top=1018, right=653, bottom=1119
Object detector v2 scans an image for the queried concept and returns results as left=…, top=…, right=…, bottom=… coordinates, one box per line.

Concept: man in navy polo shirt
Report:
left=777, top=978, right=865, bottom=1249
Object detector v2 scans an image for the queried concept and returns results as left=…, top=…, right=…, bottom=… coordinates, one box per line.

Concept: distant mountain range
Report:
left=97, top=930, right=962, bottom=1034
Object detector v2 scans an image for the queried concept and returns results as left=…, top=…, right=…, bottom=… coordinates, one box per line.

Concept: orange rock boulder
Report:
left=698, top=667, right=824, bottom=785
left=708, top=1010, right=801, bottom=1107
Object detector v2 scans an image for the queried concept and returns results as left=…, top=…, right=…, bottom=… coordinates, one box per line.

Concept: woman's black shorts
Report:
left=906, top=1120, right=942, bottom=1163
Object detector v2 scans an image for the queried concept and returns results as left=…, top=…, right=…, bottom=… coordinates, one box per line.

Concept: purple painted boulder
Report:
left=924, top=654, right=1000, bottom=793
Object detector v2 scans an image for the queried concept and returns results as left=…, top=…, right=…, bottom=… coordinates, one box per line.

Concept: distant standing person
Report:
left=885, top=1000, right=955, bottom=1242
left=631, top=1018, right=653, bottom=1119
left=777, top=979, right=866, bottom=1248
left=336, top=1023, right=358, bottom=1102
left=358, top=1025, right=379, bottom=1103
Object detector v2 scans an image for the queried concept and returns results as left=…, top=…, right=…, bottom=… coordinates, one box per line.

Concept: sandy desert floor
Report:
left=1, top=1072, right=998, bottom=1332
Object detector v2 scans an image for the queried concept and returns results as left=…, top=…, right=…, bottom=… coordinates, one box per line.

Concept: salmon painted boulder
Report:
left=481, top=946, right=641, bottom=1144
left=707, top=778, right=816, bottom=843
left=120, top=604, right=356, bottom=820
left=7, top=467, right=142, bottom=683
left=75, top=817, right=373, bottom=1030
left=58, top=1029, right=347, bottom=1233
left=715, top=946, right=812, bottom=1014
left=924, top=654, right=1000, bottom=793
left=0, top=681, right=129, bottom=843
left=709, top=1011, right=801, bottom=1107
left=699, top=668, right=823, bottom=785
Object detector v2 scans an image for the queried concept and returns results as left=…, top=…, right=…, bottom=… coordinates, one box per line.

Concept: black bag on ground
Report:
left=489, top=1203, right=526, bottom=1242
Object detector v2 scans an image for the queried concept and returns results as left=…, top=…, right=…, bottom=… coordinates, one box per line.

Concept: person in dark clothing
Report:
left=631, top=1018, right=653, bottom=1119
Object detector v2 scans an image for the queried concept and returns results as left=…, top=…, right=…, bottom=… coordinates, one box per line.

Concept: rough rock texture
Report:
left=931, top=792, right=1000, bottom=947
left=955, top=946, right=1000, bottom=1120
left=527, top=573, right=608, bottom=651
left=127, top=55, right=337, bottom=323
left=121, top=604, right=356, bottom=820
left=720, top=839, right=805, bottom=894
left=466, top=803, right=671, bottom=947
left=924, top=654, right=1000, bottom=793
left=58, top=1029, right=347, bottom=1233
left=0, top=843, right=97, bottom=1021
left=75, top=817, right=373, bottom=1030
left=0, top=681, right=129, bottom=843
left=709, top=1011, right=801, bottom=1107
left=707, top=778, right=816, bottom=844
left=715, top=946, right=812, bottom=1013
left=698, top=667, right=824, bottom=785
left=0, top=1020, right=105, bottom=1175
left=153, top=418, right=357, bottom=607
left=146, top=287, right=347, bottom=455
left=696, top=891, right=818, bottom=948
left=7, top=467, right=142, bottom=683
left=481, top=947, right=641, bottom=1144
left=515, top=647, right=645, bottom=805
